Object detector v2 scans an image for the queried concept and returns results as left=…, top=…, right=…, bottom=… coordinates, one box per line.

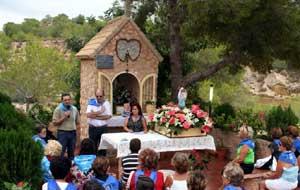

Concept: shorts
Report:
left=265, top=178, right=297, bottom=190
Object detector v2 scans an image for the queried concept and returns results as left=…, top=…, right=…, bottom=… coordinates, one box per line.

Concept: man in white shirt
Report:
left=86, top=89, right=112, bottom=156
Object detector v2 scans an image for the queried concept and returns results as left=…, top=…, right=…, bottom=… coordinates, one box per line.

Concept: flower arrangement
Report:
left=148, top=104, right=213, bottom=136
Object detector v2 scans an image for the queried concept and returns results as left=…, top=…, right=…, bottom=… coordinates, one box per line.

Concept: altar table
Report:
left=99, top=131, right=216, bottom=158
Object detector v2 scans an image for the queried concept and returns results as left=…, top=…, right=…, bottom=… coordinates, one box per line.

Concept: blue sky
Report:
left=0, top=0, right=117, bottom=30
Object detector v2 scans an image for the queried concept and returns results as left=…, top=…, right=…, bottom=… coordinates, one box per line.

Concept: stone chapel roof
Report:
left=76, top=16, right=163, bottom=61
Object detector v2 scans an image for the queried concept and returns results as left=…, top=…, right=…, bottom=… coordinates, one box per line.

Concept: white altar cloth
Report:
left=99, top=131, right=216, bottom=157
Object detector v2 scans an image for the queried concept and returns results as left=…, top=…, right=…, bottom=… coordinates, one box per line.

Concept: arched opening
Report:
left=112, top=73, right=139, bottom=114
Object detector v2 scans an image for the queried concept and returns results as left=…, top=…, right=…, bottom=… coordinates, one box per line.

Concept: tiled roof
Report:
left=76, top=16, right=163, bottom=62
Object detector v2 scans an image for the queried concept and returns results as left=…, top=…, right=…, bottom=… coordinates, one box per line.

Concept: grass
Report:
left=231, top=89, right=300, bottom=119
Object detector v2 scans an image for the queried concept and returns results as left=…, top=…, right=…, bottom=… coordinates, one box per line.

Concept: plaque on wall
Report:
left=96, top=55, right=113, bottom=69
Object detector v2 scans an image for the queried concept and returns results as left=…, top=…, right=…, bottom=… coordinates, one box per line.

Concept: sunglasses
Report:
left=96, top=95, right=103, bottom=98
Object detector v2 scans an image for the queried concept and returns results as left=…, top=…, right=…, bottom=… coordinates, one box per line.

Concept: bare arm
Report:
left=95, top=115, right=112, bottom=120
left=264, top=160, right=284, bottom=179
left=123, top=118, right=132, bottom=132
left=142, top=118, right=147, bottom=133
left=52, top=111, right=70, bottom=126
left=164, top=175, right=173, bottom=188
left=234, top=145, right=248, bottom=163
left=86, top=106, right=105, bottom=119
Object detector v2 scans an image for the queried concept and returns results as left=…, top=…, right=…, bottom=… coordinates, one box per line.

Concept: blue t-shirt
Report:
left=224, top=184, right=244, bottom=190
left=279, top=151, right=297, bottom=165
left=73, top=154, right=96, bottom=173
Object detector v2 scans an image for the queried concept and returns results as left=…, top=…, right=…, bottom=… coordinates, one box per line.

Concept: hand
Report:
left=64, top=111, right=71, bottom=119
left=263, top=172, right=272, bottom=179
left=100, top=106, right=105, bottom=114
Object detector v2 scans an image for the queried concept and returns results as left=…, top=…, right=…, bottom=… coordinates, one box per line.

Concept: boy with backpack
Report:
left=42, top=157, right=76, bottom=190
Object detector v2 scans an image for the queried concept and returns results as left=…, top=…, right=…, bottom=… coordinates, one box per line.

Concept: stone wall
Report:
left=97, top=21, right=159, bottom=81
left=211, top=128, right=271, bottom=160
left=79, top=21, right=160, bottom=139
left=80, top=59, right=98, bottom=139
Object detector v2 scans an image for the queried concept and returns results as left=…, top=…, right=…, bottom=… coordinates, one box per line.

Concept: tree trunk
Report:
left=168, top=0, right=184, bottom=100
left=124, top=0, right=133, bottom=17
left=181, top=52, right=240, bottom=87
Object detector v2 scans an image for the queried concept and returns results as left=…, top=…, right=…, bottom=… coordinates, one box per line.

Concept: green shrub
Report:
left=27, top=103, right=53, bottom=125
left=0, top=130, right=43, bottom=189
left=235, top=109, right=266, bottom=137
left=212, top=103, right=236, bottom=130
left=0, top=93, right=11, bottom=104
left=0, top=103, right=34, bottom=132
left=213, top=103, right=236, bottom=118
left=266, top=105, right=299, bottom=133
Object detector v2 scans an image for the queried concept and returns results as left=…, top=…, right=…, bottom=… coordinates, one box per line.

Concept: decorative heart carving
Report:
left=116, top=39, right=141, bottom=61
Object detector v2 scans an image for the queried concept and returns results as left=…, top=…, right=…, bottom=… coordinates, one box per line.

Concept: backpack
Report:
left=134, top=170, right=157, bottom=190
left=47, top=179, right=77, bottom=190
left=93, top=175, right=119, bottom=190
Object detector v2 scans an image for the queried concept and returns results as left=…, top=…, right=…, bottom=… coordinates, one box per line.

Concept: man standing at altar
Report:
left=86, top=89, right=112, bottom=156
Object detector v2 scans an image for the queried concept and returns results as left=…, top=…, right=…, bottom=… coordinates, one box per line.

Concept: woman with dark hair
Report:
left=71, top=138, right=97, bottom=187
left=128, top=148, right=164, bottom=190
left=260, top=136, right=299, bottom=190
left=124, top=103, right=147, bottom=133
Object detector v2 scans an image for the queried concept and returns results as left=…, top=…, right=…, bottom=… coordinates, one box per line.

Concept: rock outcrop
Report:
left=243, top=67, right=300, bottom=98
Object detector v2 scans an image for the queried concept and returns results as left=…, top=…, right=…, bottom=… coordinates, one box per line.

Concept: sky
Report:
left=0, top=0, right=117, bottom=30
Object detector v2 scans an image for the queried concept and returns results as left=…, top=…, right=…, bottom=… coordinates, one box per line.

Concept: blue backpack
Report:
left=47, top=179, right=76, bottom=190
left=93, top=175, right=119, bottom=190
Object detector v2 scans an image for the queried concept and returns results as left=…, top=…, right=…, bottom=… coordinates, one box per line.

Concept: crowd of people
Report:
left=31, top=89, right=300, bottom=190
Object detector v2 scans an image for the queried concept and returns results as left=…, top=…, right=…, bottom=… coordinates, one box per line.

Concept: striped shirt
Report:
left=121, top=153, right=139, bottom=184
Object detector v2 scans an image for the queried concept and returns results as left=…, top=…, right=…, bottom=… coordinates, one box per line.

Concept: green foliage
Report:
left=27, top=103, right=54, bottom=125
left=183, top=0, right=300, bottom=71
left=3, top=14, right=106, bottom=48
left=4, top=181, right=33, bottom=190
left=66, top=36, right=85, bottom=52
left=0, top=103, right=34, bottom=132
left=0, top=40, right=73, bottom=103
left=213, top=103, right=236, bottom=130
left=234, top=109, right=266, bottom=137
left=0, top=32, right=11, bottom=66
left=0, top=93, right=12, bottom=104
left=104, top=0, right=124, bottom=20
left=0, top=130, right=43, bottom=189
left=266, top=105, right=299, bottom=132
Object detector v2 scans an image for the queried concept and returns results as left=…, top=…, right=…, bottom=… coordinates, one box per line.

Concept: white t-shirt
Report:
left=42, top=181, right=69, bottom=190
left=86, top=100, right=112, bottom=127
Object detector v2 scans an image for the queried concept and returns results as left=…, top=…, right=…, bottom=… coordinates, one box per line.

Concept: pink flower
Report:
left=183, top=121, right=191, bottom=129
left=191, top=104, right=200, bottom=114
left=202, top=125, right=212, bottom=133
left=161, top=116, right=167, bottom=123
left=167, top=110, right=176, bottom=116
left=176, top=113, right=186, bottom=123
left=17, top=181, right=24, bottom=187
left=196, top=110, right=208, bottom=118
left=169, top=117, right=175, bottom=125
left=148, top=113, right=154, bottom=121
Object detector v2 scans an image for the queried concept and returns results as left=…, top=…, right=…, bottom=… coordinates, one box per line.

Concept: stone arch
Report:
left=112, top=72, right=140, bottom=113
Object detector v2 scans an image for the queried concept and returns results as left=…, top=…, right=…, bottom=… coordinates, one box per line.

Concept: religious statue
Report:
left=177, top=87, right=187, bottom=109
